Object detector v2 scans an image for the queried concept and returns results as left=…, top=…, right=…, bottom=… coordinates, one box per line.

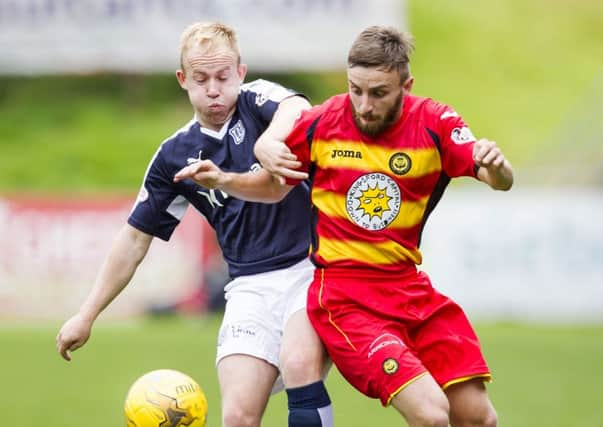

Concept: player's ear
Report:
left=237, top=63, right=248, bottom=83
left=402, top=76, right=414, bottom=94
left=176, top=69, right=187, bottom=89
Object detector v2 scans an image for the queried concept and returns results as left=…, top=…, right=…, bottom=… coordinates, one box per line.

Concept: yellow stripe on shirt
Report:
left=311, top=139, right=442, bottom=178
left=317, top=235, right=423, bottom=265
left=312, top=188, right=430, bottom=230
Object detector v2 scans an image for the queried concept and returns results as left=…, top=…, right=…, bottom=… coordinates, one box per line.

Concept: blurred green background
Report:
left=1, top=0, right=603, bottom=426
left=2, top=0, right=602, bottom=193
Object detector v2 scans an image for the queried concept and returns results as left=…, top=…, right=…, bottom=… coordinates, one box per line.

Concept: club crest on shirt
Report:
left=450, top=126, right=475, bottom=145
left=346, top=173, right=401, bottom=231
left=382, top=358, right=399, bottom=375
left=229, top=120, right=246, bottom=145
left=389, top=152, right=412, bottom=175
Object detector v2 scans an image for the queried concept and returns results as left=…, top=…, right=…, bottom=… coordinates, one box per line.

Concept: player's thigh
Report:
left=217, top=354, right=278, bottom=419
left=280, top=308, right=328, bottom=387
left=390, top=373, right=449, bottom=427
left=217, top=276, right=281, bottom=368
left=445, top=379, right=497, bottom=426
left=412, top=277, right=490, bottom=387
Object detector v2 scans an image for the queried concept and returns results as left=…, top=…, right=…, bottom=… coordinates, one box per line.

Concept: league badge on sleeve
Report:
left=450, top=127, right=476, bottom=145
left=136, top=186, right=149, bottom=203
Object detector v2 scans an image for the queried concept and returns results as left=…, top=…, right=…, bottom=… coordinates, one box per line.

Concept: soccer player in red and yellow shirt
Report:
left=176, top=25, right=513, bottom=427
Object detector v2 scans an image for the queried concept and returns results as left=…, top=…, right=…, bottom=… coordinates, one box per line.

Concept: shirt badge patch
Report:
left=136, top=186, right=149, bottom=203
left=346, top=173, right=401, bottom=231
left=229, top=120, right=246, bottom=145
left=255, top=93, right=268, bottom=106
left=451, top=127, right=476, bottom=144
left=382, top=358, right=399, bottom=375
left=389, top=152, right=412, bottom=175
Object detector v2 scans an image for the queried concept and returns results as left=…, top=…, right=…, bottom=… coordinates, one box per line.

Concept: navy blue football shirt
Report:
left=128, top=79, right=311, bottom=277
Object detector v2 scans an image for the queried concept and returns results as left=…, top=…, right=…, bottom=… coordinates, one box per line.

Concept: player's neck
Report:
left=196, top=110, right=235, bottom=132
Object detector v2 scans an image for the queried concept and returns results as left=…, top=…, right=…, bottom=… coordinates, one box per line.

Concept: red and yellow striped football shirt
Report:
left=285, top=94, right=478, bottom=275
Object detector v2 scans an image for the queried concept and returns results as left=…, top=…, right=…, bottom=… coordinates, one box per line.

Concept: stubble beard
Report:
left=352, top=91, right=403, bottom=137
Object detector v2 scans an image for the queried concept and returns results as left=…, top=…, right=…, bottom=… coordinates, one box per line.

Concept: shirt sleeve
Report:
left=432, top=102, right=478, bottom=178
left=127, top=146, right=188, bottom=241
left=239, top=79, right=305, bottom=125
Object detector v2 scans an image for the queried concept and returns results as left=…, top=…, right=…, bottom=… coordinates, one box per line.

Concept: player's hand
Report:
left=173, top=159, right=224, bottom=188
left=472, top=138, right=506, bottom=170
left=254, top=138, right=308, bottom=181
left=56, top=313, right=93, bottom=361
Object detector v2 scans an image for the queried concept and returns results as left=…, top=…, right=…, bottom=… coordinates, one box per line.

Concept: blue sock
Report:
left=286, top=381, right=333, bottom=427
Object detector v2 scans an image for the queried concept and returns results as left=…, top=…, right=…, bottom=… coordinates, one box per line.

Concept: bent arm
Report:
left=174, top=160, right=294, bottom=203
left=215, top=95, right=309, bottom=199
left=254, top=95, right=311, bottom=179
left=174, top=95, right=308, bottom=203
left=476, top=159, right=514, bottom=190
left=218, top=168, right=294, bottom=203
left=473, top=139, right=514, bottom=191
left=262, top=95, right=310, bottom=141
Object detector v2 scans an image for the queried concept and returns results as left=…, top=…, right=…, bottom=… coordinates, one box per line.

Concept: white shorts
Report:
left=216, top=258, right=314, bottom=392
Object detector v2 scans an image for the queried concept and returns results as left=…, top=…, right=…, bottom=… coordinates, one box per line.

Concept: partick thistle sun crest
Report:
left=346, top=173, right=401, bottom=231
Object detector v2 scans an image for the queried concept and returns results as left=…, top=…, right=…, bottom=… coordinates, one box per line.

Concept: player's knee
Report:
left=222, top=404, right=261, bottom=427
left=452, top=409, right=498, bottom=427
left=406, top=408, right=449, bottom=427
left=452, top=406, right=498, bottom=427
left=413, top=402, right=449, bottom=427
left=280, top=349, right=323, bottom=386
left=393, top=389, right=449, bottom=427
left=481, top=407, right=498, bottom=427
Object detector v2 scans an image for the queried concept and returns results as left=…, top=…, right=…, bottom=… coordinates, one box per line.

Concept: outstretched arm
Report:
left=174, top=95, right=310, bottom=203
left=174, top=160, right=294, bottom=203
left=56, top=224, right=153, bottom=361
left=473, top=139, right=514, bottom=190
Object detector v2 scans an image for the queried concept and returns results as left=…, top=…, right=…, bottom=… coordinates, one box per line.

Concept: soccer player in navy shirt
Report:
left=56, top=22, right=332, bottom=427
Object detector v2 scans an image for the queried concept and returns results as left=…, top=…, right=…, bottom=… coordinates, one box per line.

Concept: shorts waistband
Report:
left=315, top=265, right=418, bottom=281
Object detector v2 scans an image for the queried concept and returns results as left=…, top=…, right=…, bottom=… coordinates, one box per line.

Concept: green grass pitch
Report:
left=1, top=316, right=602, bottom=426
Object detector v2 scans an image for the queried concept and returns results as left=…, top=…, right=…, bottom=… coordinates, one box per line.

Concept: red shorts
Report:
left=307, top=268, right=491, bottom=406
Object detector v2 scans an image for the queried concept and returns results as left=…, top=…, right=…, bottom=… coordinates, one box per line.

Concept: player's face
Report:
left=176, top=46, right=247, bottom=131
left=348, top=66, right=413, bottom=137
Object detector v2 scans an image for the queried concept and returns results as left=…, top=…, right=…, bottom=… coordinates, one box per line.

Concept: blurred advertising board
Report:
left=421, top=186, right=603, bottom=323
left=3, top=187, right=600, bottom=321
left=0, top=0, right=405, bottom=75
left=0, top=195, right=221, bottom=319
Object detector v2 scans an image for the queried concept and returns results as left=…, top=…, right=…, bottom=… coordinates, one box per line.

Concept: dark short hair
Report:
left=348, top=26, right=414, bottom=83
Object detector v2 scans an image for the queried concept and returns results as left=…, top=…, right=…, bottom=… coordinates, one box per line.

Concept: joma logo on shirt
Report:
left=331, top=149, right=362, bottom=159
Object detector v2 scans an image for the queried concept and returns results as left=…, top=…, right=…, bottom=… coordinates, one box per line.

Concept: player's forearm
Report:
left=218, top=169, right=292, bottom=203
left=78, top=224, right=152, bottom=321
left=262, top=95, right=311, bottom=141
left=478, top=159, right=514, bottom=191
